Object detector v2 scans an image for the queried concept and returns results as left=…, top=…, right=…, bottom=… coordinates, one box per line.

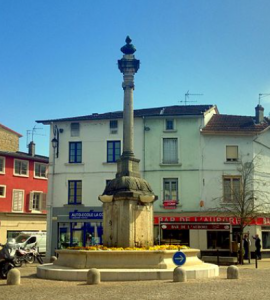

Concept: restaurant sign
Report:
left=154, top=216, right=270, bottom=226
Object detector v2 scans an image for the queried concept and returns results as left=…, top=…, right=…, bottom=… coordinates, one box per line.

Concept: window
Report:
left=69, top=142, right=82, bottom=163
left=14, top=159, right=29, bottom=176
left=71, top=123, right=80, bottom=137
left=207, top=231, right=230, bottom=249
left=34, top=163, right=47, bottom=179
left=163, top=178, right=178, bottom=202
left=0, top=185, right=6, bottom=198
left=68, top=180, right=82, bottom=204
left=12, top=190, right=24, bottom=212
left=110, top=120, right=118, bottom=134
left=107, top=141, right=121, bottom=163
left=0, top=157, right=5, bottom=174
left=163, top=138, right=178, bottom=164
left=262, top=231, right=270, bottom=249
left=29, top=192, right=46, bottom=211
left=165, top=119, right=174, bottom=131
left=223, top=176, right=241, bottom=203
left=226, top=146, right=238, bottom=162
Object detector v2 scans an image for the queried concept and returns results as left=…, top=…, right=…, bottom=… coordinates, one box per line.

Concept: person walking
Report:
left=253, top=234, right=262, bottom=259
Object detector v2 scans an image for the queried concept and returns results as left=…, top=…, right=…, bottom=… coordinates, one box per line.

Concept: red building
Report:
left=0, top=124, right=48, bottom=243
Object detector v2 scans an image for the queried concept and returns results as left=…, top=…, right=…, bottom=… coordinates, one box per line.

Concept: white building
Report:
left=38, top=104, right=270, bottom=257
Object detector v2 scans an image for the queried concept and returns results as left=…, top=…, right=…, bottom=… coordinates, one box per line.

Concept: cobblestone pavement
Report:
left=1, top=260, right=270, bottom=300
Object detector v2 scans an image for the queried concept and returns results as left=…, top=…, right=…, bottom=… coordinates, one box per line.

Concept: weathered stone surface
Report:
left=54, top=249, right=203, bottom=269
left=173, top=267, right=187, bottom=282
left=50, top=256, right=58, bottom=263
left=103, top=176, right=154, bottom=197
left=227, top=265, right=239, bottom=279
left=7, top=268, right=20, bottom=285
left=87, top=268, right=100, bottom=285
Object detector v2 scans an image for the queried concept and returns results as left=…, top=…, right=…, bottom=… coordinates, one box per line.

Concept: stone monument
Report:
left=99, top=36, right=157, bottom=248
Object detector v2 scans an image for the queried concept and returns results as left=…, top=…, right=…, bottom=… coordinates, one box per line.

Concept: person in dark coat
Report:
left=243, top=234, right=250, bottom=260
left=253, top=234, right=261, bottom=259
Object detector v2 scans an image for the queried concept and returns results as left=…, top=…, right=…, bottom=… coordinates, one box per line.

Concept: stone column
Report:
left=99, top=37, right=157, bottom=248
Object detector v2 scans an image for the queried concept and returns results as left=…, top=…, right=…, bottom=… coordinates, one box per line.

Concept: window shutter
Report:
left=29, top=192, right=34, bottom=210
left=226, top=146, right=238, bottom=161
left=13, top=190, right=23, bottom=211
left=163, top=138, right=178, bottom=164
left=41, top=193, right=47, bottom=211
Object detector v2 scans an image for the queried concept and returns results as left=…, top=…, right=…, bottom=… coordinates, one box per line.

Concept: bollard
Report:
left=87, top=268, right=100, bottom=285
left=227, top=265, right=239, bottom=279
left=50, top=256, right=58, bottom=263
left=173, top=267, right=187, bottom=282
left=7, top=268, right=20, bottom=285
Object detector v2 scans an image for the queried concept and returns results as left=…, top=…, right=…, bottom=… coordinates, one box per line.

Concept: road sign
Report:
left=173, top=251, right=186, bottom=266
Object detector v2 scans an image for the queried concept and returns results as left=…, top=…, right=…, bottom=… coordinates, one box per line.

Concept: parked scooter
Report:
left=13, top=246, right=35, bottom=267
left=0, top=239, right=16, bottom=279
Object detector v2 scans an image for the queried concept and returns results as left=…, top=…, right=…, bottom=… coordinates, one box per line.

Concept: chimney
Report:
left=28, top=141, right=35, bottom=156
left=255, top=104, right=264, bottom=124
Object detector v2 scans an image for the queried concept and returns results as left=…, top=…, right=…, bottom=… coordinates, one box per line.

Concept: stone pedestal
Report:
left=103, top=200, right=154, bottom=248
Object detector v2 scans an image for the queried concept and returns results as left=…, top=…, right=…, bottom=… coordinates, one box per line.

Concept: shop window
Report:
left=69, top=142, right=82, bottom=163
left=0, top=157, right=5, bottom=174
left=223, top=176, right=241, bottom=203
left=226, top=145, right=238, bottom=162
left=68, top=180, right=82, bottom=204
left=207, top=231, right=230, bottom=249
left=14, top=159, right=29, bottom=176
left=71, top=123, right=80, bottom=137
left=34, top=163, right=47, bottom=179
left=107, top=141, right=121, bottom=163
left=162, top=138, right=178, bottom=164
left=262, top=231, right=270, bottom=249
left=162, top=229, right=189, bottom=246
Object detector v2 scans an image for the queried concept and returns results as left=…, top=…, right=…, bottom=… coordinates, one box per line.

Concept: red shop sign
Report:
left=154, top=216, right=270, bottom=226
left=164, top=224, right=230, bottom=230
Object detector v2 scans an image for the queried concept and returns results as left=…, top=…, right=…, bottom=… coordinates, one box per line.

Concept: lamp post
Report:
left=46, top=130, right=58, bottom=258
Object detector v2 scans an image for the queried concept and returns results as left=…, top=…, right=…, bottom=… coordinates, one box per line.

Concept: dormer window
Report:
left=71, top=123, right=80, bottom=137
left=226, top=146, right=238, bottom=162
left=165, top=119, right=175, bottom=131
left=110, top=120, right=118, bottom=134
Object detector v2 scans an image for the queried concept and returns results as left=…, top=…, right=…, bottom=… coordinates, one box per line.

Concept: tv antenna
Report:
left=26, top=125, right=45, bottom=148
left=179, top=90, right=204, bottom=105
left=259, top=93, right=270, bottom=105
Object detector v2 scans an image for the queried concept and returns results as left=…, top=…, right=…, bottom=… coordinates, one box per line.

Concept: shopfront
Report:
left=154, top=215, right=270, bottom=256
left=52, top=207, right=103, bottom=251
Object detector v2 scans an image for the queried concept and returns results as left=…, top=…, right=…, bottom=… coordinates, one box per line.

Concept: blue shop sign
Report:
left=69, top=210, right=103, bottom=220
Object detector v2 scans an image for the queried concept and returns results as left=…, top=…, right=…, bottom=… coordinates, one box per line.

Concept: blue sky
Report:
left=1, top=0, right=270, bottom=156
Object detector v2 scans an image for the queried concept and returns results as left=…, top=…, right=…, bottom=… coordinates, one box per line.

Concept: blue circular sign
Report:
left=173, top=251, right=186, bottom=266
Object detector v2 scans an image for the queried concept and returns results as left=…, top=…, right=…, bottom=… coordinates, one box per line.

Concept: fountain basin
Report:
left=54, top=248, right=203, bottom=269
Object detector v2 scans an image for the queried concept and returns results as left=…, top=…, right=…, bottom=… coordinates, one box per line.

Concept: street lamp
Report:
left=47, top=129, right=58, bottom=258
left=51, top=137, right=58, bottom=150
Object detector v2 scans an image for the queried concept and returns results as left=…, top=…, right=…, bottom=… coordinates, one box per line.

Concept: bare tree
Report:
left=212, top=156, right=270, bottom=264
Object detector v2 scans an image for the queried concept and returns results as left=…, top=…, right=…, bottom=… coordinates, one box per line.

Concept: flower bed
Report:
left=67, top=245, right=189, bottom=251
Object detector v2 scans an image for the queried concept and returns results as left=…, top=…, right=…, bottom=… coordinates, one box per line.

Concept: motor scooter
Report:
left=13, top=246, right=35, bottom=267
left=0, top=239, right=16, bottom=279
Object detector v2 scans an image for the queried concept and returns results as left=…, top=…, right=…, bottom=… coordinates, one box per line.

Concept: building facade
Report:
left=38, top=104, right=270, bottom=257
left=0, top=124, right=48, bottom=243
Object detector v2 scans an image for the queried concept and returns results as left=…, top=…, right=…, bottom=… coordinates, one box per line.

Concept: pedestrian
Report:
left=243, top=234, right=250, bottom=260
left=253, top=234, right=261, bottom=259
